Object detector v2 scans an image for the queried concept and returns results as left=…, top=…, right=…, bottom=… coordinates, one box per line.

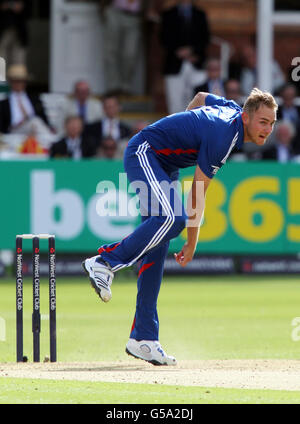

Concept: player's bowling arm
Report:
left=186, top=92, right=209, bottom=111
left=174, top=166, right=211, bottom=267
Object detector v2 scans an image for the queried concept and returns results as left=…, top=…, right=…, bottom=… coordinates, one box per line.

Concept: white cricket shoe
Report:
left=126, top=338, right=177, bottom=366
left=82, top=255, right=114, bottom=302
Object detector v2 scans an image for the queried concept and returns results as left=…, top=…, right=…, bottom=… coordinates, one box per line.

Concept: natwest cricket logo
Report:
left=16, top=278, right=23, bottom=311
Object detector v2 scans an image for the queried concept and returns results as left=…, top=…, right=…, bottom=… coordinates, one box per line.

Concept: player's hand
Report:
left=174, top=243, right=195, bottom=267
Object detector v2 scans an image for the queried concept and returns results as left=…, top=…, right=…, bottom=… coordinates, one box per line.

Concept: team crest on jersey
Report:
left=212, top=165, right=220, bottom=175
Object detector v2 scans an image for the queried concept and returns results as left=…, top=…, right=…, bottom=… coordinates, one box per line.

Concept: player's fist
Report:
left=174, top=243, right=195, bottom=267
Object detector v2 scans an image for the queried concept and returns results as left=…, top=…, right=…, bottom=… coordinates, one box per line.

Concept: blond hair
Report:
left=243, top=88, right=278, bottom=115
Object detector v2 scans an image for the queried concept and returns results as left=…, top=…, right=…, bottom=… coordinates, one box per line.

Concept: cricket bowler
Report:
left=82, top=88, right=278, bottom=365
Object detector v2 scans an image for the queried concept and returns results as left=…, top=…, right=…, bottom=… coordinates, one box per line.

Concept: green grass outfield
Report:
left=1, top=275, right=300, bottom=404
left=2, top=378, right=300, bottom=404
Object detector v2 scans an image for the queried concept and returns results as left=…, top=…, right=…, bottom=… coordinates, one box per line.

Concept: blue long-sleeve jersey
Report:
left=139, top=94, right=244, bottom=178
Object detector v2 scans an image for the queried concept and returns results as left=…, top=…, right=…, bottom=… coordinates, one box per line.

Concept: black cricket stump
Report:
left=16, top=236, right=23, bottom=362
left=15, top=234, right=57, bottom=363
left=48, top=236, right=57, bottom=362
left=32, top=236, right=41, bottom=362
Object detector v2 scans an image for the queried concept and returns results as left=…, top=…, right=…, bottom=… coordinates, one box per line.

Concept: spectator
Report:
left=224, top=79, right=243, bottom=105
left=18, top=127, right=47, bottom=155
left=194, top=57, right=225, bottom=98
left=86, top=94, right=131, bottom=143
left=240, top=44, right=285, bottom=95
left=0, top=0, right=29, bottom=68
left=224, top=79, right=246, bottom=161
left=96, top=136, right=119, bottom=159
left=49, top=116, right=96, bottom=159
left=0, top=64, right=54, bottom=135
left=278, top=84, right=300, bottom=125
left=261, top=121, right=296, bottom=162
left=277, top=83, right=300, bottom=154
left=63, top=80, right=104, bottom=127
left=131, top=119, right=149, bottom=136
left=99, top=0, right=149, bottom=96
left=160, top=0, right=210, bottom=114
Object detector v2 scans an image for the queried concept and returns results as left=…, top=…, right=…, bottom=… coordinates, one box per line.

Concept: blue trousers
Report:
left=98, top=135, right=187, bottom=340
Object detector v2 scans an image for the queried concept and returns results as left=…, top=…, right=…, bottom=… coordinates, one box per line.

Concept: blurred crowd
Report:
left=0, top=0, right=299, bottom=163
